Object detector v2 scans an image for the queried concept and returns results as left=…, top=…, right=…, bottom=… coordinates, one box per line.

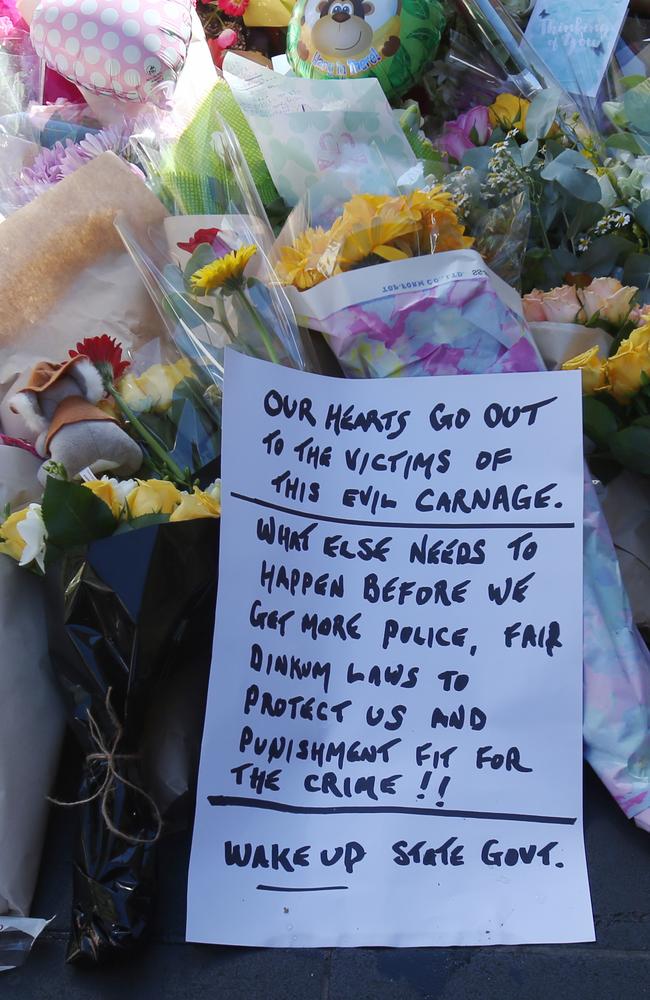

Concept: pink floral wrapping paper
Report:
left=286, top=248, right=650, bottom=825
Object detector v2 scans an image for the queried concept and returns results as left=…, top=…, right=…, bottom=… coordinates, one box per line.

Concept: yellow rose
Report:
left=488, top=94, right=530, bottom=133
left=605, top=335, right=650, bottom=403
left=115, top=372, right=152, bottom=414
left=169, top=488, right=221, bottom=522
left=136, top=359, right=192, bottom=414
left=0, top=508, right=28, bottom=563
left=126, top=480, right=182, bottom=517
left=116, top=359, right=193, bottom=415
left=624, top=322, right=650, bottom=351
left=561, top=346, right=607, bottom=394
left=82, top=480, right=122, bottom=518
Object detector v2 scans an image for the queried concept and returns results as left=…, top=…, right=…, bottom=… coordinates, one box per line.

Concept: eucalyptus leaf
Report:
left=544, top=149, right=592, bottom=171
left=634, top=200, right=650, bottom=235
left=549, top=163, right=601, bottom=202
left=460, top=145, right=495, bottom=175
left=519, top=139, right=539, bottom=167
left=579, top=234, right=636, bottom=275
left=605, top=133, right=645, bottom=155
left=525, top=88, right=560, bottom=140
left=623, top=79, right=650, bottom=135
left=183, top=243, right=218, bottom=283
left=623, top=252, right=650, bottom=290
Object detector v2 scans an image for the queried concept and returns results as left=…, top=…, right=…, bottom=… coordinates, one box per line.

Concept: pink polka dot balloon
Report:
left=30, top=0, right=192, bottom=103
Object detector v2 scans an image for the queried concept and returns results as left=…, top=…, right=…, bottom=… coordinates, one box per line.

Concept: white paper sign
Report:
left=187, top=352, right=594, bottom=948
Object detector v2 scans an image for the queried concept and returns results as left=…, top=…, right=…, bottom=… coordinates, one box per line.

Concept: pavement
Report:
left=3, top=748, right=650, bottom=1000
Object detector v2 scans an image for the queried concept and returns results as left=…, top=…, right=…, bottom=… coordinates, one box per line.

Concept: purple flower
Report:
left=7, top=123, right=140, bottom=210
left=436, top=106, right=493, bottom=162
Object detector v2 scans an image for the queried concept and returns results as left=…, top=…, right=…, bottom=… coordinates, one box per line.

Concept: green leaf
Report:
left=519, top=138, right=539, bottom=167
left=114, top=512, right=171, bottom=533
left=42, top=478, right=117, bottom=551
left=183, top=243, right=219, bottom=283
left=623, top=252, right=650, bottom=290
left=624, top=79, right=650, bottom=135
left=606, top=425, right=650, bottom=474
left=541, top=161, right=602, bottom=202
left=525, top=88, right=560, bottom=140
left=605, top=132, right=645, bottom=155
left=634, top=201, right=650, bottom=235
left=460, top=145, right=495, bottom=175
left=579, top=234, right=636, bottom=275
left=582, top=397, right=619, bottom=449
left=621, top=74, right=647, bottom=91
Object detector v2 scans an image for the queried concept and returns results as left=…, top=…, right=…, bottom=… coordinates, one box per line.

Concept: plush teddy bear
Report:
left=6, top=356, right=143, bottom=483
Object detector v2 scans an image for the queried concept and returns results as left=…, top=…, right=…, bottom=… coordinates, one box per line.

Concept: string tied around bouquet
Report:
left=49, top=687, right=162, bottom=846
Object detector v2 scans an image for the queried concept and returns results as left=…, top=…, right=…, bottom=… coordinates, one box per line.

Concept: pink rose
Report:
left=579, top=276, right=638, bottom=326
left=538, top=285, right=583, bottom=324
left=631, top=303, right=650, bottom=327
left=522, top=289, right=547, bottom=322
left=437, top=106, right=493, bottom=162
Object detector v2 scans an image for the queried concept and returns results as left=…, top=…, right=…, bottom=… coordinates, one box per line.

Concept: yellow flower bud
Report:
left=605, top=335, right=650, bottom=403
left=0, top=508, right=28, bottom=563
left=561, top=346, right=607, bottom=394
left=82, top=480, right=122, bottom=518
left=169, top=488, right=221, bottom=523
left=488, top=94, right=530, bottom=133
left=126, top=480, right=182, bottom=517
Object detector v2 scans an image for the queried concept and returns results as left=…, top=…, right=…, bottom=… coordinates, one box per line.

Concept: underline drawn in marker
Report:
left=230, top=492, right=575, bottom=531
left=256, top=884, right=349, bottom=892
left=208, top=795, right=577, bottom=826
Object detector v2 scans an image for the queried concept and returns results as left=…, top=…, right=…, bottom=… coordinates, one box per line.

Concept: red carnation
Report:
left=177, top=227, right=233, bottom=258
left=69, top=334, right=130, bottom=383
left=177, top=228, right=223, bottom=254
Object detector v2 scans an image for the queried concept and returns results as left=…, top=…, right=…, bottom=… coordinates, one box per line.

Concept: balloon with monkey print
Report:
left=286, top=0, right=445, bottom=97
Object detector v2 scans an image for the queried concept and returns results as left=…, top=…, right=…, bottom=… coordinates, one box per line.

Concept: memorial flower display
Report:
left=0, top=0, right=649, bottom=973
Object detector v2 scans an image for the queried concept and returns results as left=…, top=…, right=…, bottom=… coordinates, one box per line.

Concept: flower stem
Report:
left=107, top=384, right=189, bottom=486
left=234, top=288, right=280, bottom=365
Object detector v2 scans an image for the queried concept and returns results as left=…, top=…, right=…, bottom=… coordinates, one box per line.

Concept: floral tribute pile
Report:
left=0, top=0, right=649, bottom=972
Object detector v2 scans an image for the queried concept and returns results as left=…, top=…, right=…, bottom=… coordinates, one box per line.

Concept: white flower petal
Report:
left=17, top=504, right=47, bottom=572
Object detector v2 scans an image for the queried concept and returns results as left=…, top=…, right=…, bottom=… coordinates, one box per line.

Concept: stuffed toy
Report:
left=6, top=356, right=142, bottom=482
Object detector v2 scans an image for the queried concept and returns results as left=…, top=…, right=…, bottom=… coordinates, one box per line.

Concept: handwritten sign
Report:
left=524, top=0, right=629, bottom=98
left=187, top=351, right=594, bottom=947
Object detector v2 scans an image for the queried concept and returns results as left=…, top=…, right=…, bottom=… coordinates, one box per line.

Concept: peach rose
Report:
left=522, top=289, right=547, bottom=322
left=579, top=277, right=638, bottom=326
left=539, top=285, right=583, bottom=324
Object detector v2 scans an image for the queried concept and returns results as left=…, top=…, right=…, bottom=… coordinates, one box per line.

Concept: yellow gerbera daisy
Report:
left=408, top=187, right=474, bottom=253
left=276, top=226, right=342, bottom=291
left=190, top=244, right=257, bottom=292
left=337, top=193, right=421, bottom=268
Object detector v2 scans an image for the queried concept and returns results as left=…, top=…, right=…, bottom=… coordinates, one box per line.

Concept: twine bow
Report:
left=49, top=688, right=162, bottom=846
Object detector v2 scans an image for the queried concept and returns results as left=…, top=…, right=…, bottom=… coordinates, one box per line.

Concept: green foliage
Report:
left=42, top=478, right=117, bottom=556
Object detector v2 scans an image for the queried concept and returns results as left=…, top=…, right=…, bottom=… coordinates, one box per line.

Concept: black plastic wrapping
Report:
left=46, top=519, right=219, bottom=966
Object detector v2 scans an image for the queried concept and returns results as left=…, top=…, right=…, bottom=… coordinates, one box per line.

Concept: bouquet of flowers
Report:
left=0, top=331, right=223, bottom=964
left=274, top=182, right=538, bottom=377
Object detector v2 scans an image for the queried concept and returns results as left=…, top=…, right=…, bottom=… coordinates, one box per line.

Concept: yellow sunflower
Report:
left=336, top=193, right=421, bottom=269
left=408, top=187, right=474, bottom=253
left=190, top=245, right=257, bottom=292
left=275, top=226, right=342, bottom=290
